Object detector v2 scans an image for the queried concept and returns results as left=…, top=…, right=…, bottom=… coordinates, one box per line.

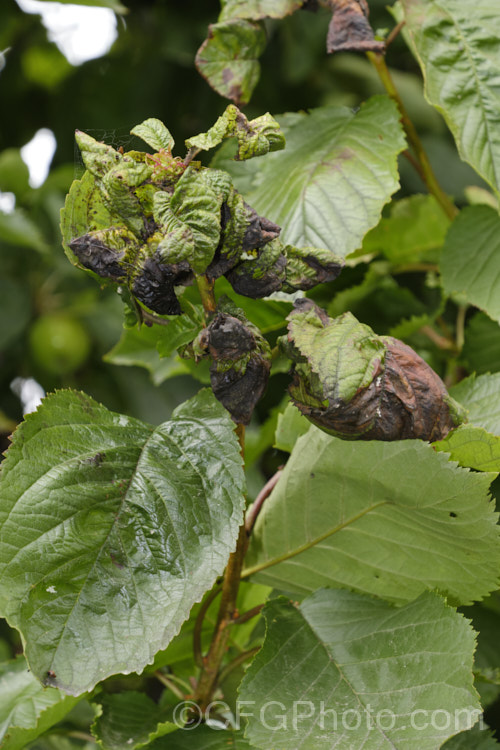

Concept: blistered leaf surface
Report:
left=0, top=389, right=245, bottom=695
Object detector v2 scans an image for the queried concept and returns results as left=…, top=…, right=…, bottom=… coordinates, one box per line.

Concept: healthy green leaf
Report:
left=434, top=425, right=500, bottom=472
left=0, top=656, right=81, bottom=750
left=450, top=373, right=500, bottom=435
left=400, top=0, right=500, bottom=196
left=147, top=726, right=254, bottom=749
left=131, top=119, right=175, bottom=152
left=219, top=0, right=302, bottom=21
left=195, top=19, right=267, bottom=106
left=244, top=428, right=500, bottom=604
left=221, top=97, right=406, bottom=259
left=442, top=724, right=500, bottom=749
left=361, top=194, right=450, bottom=263
left=0, top=389, right=245, bottom=695
left=462, top=313, right=500, bottom=374
left=441, top=206, right=500, bottom=324
left=240, top=590, right=481, bottom=750
left=91, top=692, right=176, bottom=749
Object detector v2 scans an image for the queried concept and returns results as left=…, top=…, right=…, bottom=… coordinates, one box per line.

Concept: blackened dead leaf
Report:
left=198, top=309, right=271, bottom=424
left=132, top=254, right=193, bottom=316
left=326, top=0, right=385, bottom=54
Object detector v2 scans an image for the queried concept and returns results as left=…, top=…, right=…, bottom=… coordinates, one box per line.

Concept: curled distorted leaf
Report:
left=101, top=163, right=147, bottom=236
left=195, top=19, right=267, bottom=106
left=131, top=252, right=193, bottom=316
left=69, top=226, right=139, bottom=281
left=219, top=0, right=303, bottom=21
left=326, top=0, right=385, bottom=54
left=283, top=244, right=344, bottom=291
left=196, top=303, right=271, bottom=423
left=75, top=130, right=122, bottom=178
left=282, top=299, right=466, bottom=441
left=131, top=118, right=175, bottom=152
left=185, top=104, right=285, bottom=161
left=207, top=187, right=281, bottom=282
left=226, top=237, right=287, bottom=297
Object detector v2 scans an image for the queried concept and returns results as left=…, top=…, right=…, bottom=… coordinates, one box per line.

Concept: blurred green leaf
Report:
left=219, top=0, right=302, bottom=21
left=434, top=424, right=500, bottom=472
left=442, top=724, right=500, bottom=749
left=91, top=692, right=176, bottom=750
left=0, top=278, right=31, bottom=351
left=450, top=373, right=500, bottom=435
left=0, top=150, right=30, bottom=197
left=33, top=0, right=128, bottom=11
left=274, top=401, right=310, bottom=453
left=0, top=209, right=48, bottom=253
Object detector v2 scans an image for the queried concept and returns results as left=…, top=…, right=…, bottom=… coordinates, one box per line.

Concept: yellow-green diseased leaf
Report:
left=158, top=167, right=221, bottom=273
left=243, top=429, right=500, bottom=604
left=286, top=308, right=386, bottom=402
left=441, top=206, right=500, bottom=324
left=240, top=591, right=481, bottom=750
left=75, top=130, right=122, bottom=179
left=283, top=244, right=344, bottom=292
left=223, top=97, right=406, bottom=259
left=274, top=401, right=310, bottom=452
left=219, top=0, right=302, bottom=20
left=0, top=389, right=245, bottom=695
left=131, top=118, right=174, bottom=152
left=434, top=425, right=500, bottom=472
left=450, top=373, right=500, bottom=436
left=101, top=164, right=145, bottom=235
left=147, top=726, right=254, bottom=749
left=195, top=19, right=267, bottom=106
left=0, top=209, right=48, bottom=253
left=91, top=692, right=176, bottom=750
left=0, top=655, right=81, bottom=750
left=443, top=724, right=500, bottom=749
left=361, top=194, right=451, bottom=263
left=462, top=313, right=500, bottom=375
left=400, top=0, right=500, bottom=196
left=186, top=105, right=284, bottom=161
left=61, top=171, right=128, bottom=269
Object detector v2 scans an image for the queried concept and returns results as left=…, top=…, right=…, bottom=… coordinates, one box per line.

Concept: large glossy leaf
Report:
left=400, top=0, right=500, bottom=196
left=0, top=389, right=245, bottom=695
left=0, top=656, right=81, bottom=750
left=441, top=206, right=500, bottom=324
left=450, top=373, right=500, bottom=435
left=147, top=726, right=254, bottom=749
left=244, top=428, right=500, bottom=604
left=220, top=96, right=406, bottom=259
left=240, top=590, right=481, bottom=750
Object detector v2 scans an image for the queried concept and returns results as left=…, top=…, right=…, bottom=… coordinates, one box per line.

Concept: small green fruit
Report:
left=29, top=314, right=91, bottom=375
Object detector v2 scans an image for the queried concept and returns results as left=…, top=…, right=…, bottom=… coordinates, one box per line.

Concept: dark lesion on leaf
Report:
left=326, top=0, right=385, bottom=54
left=69, top=234, right=127, bottom=281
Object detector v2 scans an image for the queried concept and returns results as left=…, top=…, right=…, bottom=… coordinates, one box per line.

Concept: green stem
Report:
left=455, top=304, right=467, bottom=353
left=366, top=51, right=458, bottom=222
left=196, top=274, right=216, bottom=320
left=155, top=671, right=186, bottom=700
left=193, top=426, right=249, bottom=712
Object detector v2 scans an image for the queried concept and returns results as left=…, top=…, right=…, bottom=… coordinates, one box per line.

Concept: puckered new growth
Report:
left=61, top=108, right=344, bottom=318
left=282, top=299, right=467, bottom=441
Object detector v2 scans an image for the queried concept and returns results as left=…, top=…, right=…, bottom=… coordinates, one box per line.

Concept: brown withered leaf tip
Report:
left=295, top=337, right=461, bottom=442
left=69, top=234, right=126, bottom=280
left=203, top=313, right=271, bottom=425
left=326, top=0, right=385, bottom=54
left=132, top=254, right=193, bottom=316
